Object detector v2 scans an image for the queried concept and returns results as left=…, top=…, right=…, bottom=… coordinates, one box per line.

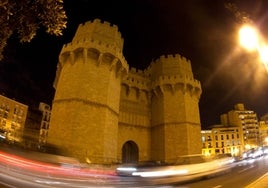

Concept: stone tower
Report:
left=149, top=55, right=202, bottom=163
left=47, top=19, right=128, bottom=164
left=48, top=19, right=202, bottom=165
left=117, top=54, right=202, bottom=164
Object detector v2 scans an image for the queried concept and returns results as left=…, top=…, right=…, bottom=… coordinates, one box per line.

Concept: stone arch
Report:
left=122, top=140, right=139, bottom=163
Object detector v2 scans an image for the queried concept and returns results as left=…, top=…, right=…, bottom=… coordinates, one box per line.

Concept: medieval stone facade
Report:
left=47, top=19, right=202, bottom=164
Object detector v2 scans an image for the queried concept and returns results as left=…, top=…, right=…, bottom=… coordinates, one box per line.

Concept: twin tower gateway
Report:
left=47, top=19, right=202, bottom=164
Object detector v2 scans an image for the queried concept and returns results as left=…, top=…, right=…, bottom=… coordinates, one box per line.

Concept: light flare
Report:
left=259, top=45, right=268, bottom=71
left=239, top=25, right=259, bottom=51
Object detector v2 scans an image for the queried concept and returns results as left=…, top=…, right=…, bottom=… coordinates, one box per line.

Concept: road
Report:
left=0, top=147, right=267, bottom=187
left=174, top=157, right=268, bottom=188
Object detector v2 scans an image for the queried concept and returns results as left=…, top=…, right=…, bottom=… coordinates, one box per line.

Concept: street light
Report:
left=238, top=24, right=268, bottom=70
left=239, top=25, right=259, bottom=51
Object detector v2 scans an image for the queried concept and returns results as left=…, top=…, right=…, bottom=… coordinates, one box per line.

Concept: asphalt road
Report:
left=174, top=157, right=268, bottom=188
left=0, top=148, right=267, bottom=188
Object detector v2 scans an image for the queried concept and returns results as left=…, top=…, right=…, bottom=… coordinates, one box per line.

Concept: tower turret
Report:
left=48, top=19, right=128, bottom=164
left=148, top=54, right=202, bottom=163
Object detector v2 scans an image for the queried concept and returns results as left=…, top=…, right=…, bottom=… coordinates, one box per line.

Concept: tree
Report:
left=0, top=0, right=67, bottom=60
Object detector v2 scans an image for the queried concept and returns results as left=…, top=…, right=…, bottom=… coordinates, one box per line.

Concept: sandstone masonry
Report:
left=47, top=19, right=202, bottom=164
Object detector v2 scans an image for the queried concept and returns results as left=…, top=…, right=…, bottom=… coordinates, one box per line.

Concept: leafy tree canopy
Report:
left=0, top=0, right=67, bottom=60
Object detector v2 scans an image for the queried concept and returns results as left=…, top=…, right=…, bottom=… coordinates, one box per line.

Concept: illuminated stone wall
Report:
left=48, top=19, right=128, bottom=164
left=48, top=19, right=202, bottom=164
left=118, top=55, right=202, bottom=163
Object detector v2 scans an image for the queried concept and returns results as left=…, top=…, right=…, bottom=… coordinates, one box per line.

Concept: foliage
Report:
left=0, top=0, right=67, bottom=60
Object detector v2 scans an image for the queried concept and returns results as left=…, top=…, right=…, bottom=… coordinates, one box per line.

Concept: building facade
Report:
left=201, top=125, right=242, bottom=157
left=23, top=106, right=42, bottom=148
left=47, top=19, right=202, bottom=164
left=0, top=95, right=28, bottom=143
left=202, top=103, right=260, bottom=157
left=221, top=103, right=259, bottom=150
left=259, top=121, right=268, bottom=147
left=38, top=102, right=51, bottom=145
left=22, top=102, right=51, bottom=149
left=201, top=130, right=214, bottom=156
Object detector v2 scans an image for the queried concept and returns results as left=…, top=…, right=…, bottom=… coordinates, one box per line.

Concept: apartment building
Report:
left=201, top=125, right=242, bottom=157
left=202, top=103, right=260, bottom=157
left=201, top=130, right=214, bottom=156
left=0, top=95, right=28, bottom=143
left=221, top=103, right=259, bottom=149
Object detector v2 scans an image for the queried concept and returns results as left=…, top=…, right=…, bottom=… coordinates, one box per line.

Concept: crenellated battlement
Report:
left=60, top=38, right=127, bottom=65
left=122, top=67, right=151, bottom=91
left=59, top=19, right=127, bottom=73
left=129, top=67, right=151, bottom=76
left=147, top=54, right=191, bottom=70
left=62, top=37, right=120, bottom=51
left=81, top=19, right=121, bottom=32
left=71, top=19, right=124, bottom=51
left=120, top=53, right=202, bottom=97
left=151, top=74, right=201, bottom=98
left=156, top=54, right=191, bottom=65
left=55, top=19, right=129, bottom=90
left=151, top=74, right=200, bottom=87
left=121, top=59, right=201, bottom=99
left=146, top=54, right=194, bottom=81
left=61, top=35, right=123, bottom=56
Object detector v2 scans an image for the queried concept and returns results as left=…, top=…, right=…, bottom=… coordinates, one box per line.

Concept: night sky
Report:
left=1, top=0, right=268, bottom=129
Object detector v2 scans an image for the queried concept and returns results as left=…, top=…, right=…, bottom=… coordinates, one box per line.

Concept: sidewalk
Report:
left=246, top=172, right=268, bottom=188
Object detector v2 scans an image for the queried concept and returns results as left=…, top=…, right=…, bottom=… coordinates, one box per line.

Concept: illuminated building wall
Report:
left=259, top=121, right=268, bottom=147
left=0, top=94, right=28, bottom=143
left=221, top=103, right=259, bottom=151
left=48, top=19, right=202, bottom=164
left=202, top=126, right=243, bottom=157
left=201, top=130, right=215, bottom=156
left=259, top=114, right=268, bottom=147
left=212, top=126, right=242, bottom=156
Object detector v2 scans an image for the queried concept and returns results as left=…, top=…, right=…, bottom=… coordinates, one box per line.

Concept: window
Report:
left=14, top=107, right=18, bottom=115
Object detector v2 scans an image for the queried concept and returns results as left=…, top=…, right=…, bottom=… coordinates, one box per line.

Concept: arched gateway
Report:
left=122, top=141, right=139, bottom=163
